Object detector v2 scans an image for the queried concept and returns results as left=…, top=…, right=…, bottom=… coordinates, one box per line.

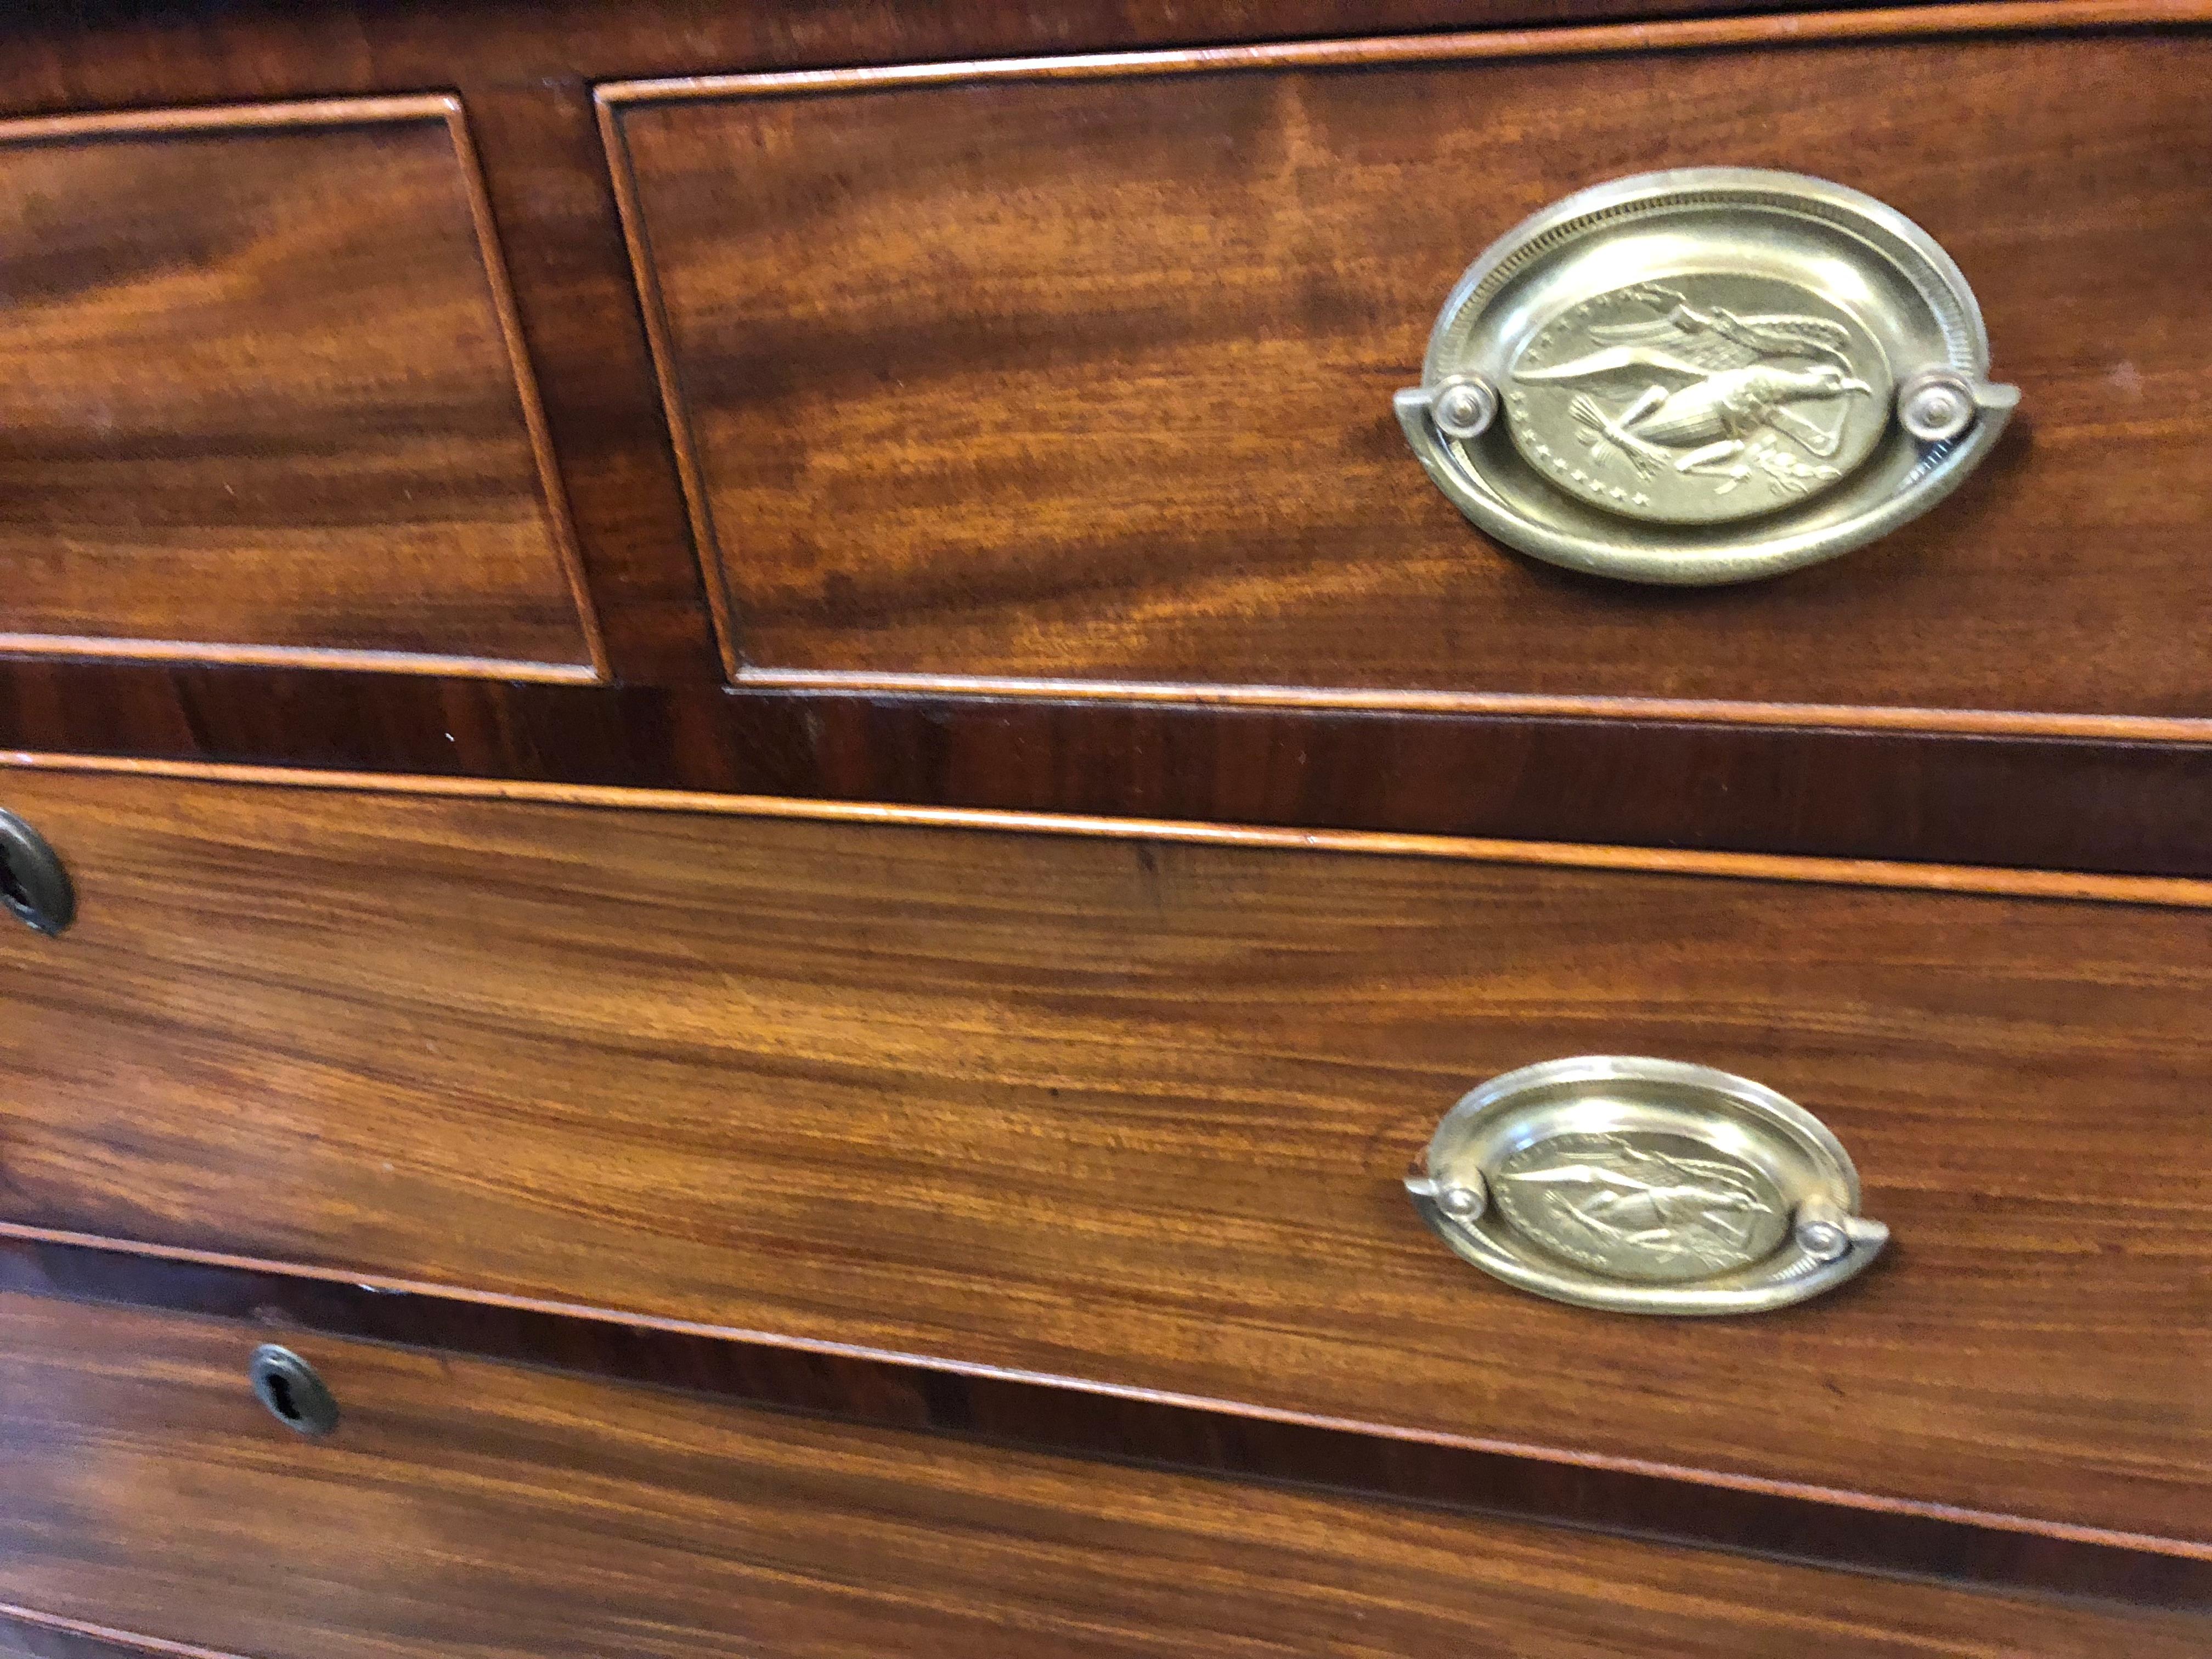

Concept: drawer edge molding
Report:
left=596, top=0, right=2212, bottom=115
left=0, top=638, right=603, bottom=684
left=0, top=1603, right=241, bottom=1659
left=3, top=675, right=2209, bottom=878
left=730, top=672, right=2212, bottom=747
left=3, top=751, right=2208, bottom=909
left=4, top=1232, right=2208, bottom=1605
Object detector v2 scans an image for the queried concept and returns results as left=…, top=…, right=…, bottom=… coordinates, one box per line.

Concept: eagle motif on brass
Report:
left=1498, top=1136, right=1780, bottom=1278
left=1513, top=282, right=1875, bottom=495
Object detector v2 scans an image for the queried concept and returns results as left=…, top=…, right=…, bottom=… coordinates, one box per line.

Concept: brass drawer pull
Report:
left=1395, top=168, right=2017, bottom=585
left=1406, top=1057, right=1887, bottom=1315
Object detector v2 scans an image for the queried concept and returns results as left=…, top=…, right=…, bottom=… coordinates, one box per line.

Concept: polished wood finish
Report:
left=607, top=24, right=2212, bottom=730
left=9, top=1231, right=2204, bottom=1611
left=1, top=764, right=2206, bottom=1546
left=0, top=3, right=2202, bottom=1632
left=4, top=668, right=2212, bottom=875
left=0, top=99, right=598, bottom=679
left=12, top=750, right=2212, bottom=906
left=0, top=4, right=2198, bottom=880
left=0, top=7, right=1977, bottom=697
left=3, top=1288, right=2207, bottom=1659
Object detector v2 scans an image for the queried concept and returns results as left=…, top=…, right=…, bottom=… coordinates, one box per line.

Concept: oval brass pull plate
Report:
left=1406, top=1057, right=1887, bottom=1315
left=1395, top=168, right=2017, bottom=585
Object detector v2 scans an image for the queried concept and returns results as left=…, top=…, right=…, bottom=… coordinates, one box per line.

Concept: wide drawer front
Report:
left=1, top=1287, right=2204, bottom=1659
left=0, top=766, right=2208, bottom=1544
left=0, top=99, right=595, bottom=679
left=600, top=24, right=2212, bottom=728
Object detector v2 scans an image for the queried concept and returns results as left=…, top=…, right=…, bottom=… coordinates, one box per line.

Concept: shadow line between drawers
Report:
left=3, top=751, right=2209, bottom=907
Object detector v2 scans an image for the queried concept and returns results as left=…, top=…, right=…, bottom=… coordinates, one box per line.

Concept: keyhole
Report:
left=250, top=1345, right=339, bottom=1437
left=265, top=1370, right=300, bottom=1423
left=0, top=809, right=71, bottom=935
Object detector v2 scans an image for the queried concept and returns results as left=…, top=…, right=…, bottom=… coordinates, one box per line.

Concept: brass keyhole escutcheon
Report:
left=0, top=809, right=73, bottom=936
left=251, top=1345, right=341, bottom=1437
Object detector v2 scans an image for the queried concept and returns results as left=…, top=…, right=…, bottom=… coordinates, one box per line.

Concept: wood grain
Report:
left=2, top=1289, right=2208, bottom=1659
left=0, top=766, right=2207, bottom=1544
left=9, top=1232, right=2206, bottom=1611
left=10, top=748, right=2212, bottom=907
left=5, top=666, right=2212, bottom=876
left=606, top=25, right=2212, bottom=726
left=0, top=5, right=2202, bottom=873
left=0, top=99, right=599, bottom=678
left=0, top=8, right=1969, bottom=690
left=0, top=2, right=2196, bottom=1636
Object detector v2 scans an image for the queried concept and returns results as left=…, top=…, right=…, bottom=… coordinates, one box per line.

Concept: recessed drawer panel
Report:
left=0, top=99, right=598, bottom=679
left=0, top=764, right=2207, bottom=1544
left=600, top=23, right=2212, bottom=730
left=1, top=1288, right=2205, bottom=1659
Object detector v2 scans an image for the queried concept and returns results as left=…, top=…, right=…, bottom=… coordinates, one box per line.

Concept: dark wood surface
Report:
left=0, top=99, right=596, bottom=679
left=0, top=4, right=2002, bottom=698
left=0, top=0, right=2194, bottom=1637
left=0, top=4, right=2201, bottom=874
left=0, top=0, right=1989, bottom=112
left=608, top=25, right=2212, bottom=727
left=8, top=670, right=2212, bottom=875
left=4, top=1288, right=2209, bottom=1659
left=1, top=763, right=2207, bottom=1545
left=8, top=1232, right=2205, bottom=1612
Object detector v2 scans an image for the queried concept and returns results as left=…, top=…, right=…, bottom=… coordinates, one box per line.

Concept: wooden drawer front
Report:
left=601, top=24, right=2212, bottom=729
left=0, top=765, right=2209, bottom=1545
left=0, top=100, right=597, bottom=679
left=2, top=1290, right=2205, bottom=1659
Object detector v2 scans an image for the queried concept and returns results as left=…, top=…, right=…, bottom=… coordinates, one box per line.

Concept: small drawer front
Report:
left=0, top=766, right=2208, bottom=1545
left=1, top=1288, right=2205, bottom=1659
left=600, top=26, right=2212, bottom=726
left=0, top=99, right=596, bottom=679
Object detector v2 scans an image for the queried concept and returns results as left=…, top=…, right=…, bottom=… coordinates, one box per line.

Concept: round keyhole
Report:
left=250, top=1345, right=340, bottom=1437
left=0, top=809, right=73, bottom=936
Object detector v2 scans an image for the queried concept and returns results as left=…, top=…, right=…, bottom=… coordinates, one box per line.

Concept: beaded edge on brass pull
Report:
left=1406, top=1057, right=1888, bottom=1316
left=1397, top=168, right=2019, bottom=586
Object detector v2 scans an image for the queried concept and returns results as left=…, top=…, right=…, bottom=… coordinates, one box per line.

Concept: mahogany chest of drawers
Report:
left=0, top=2, right=2207, bottom=1654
